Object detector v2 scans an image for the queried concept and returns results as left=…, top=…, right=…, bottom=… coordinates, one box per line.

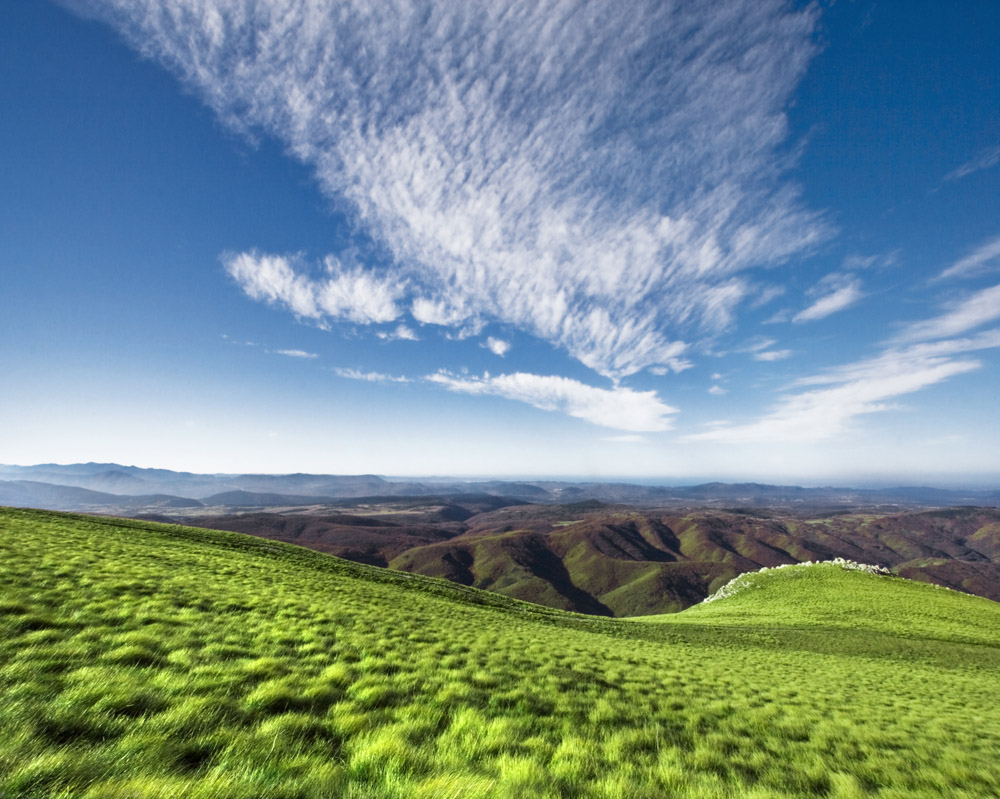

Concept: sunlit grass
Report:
left=1, top=508, right=999, bottom=797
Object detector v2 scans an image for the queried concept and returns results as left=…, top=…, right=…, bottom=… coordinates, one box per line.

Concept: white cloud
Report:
left=795, top=329, right=1000, bottom=386
left=936, top=235, right=1000, bottom=281
left=753, top=349, right=792, bottom=362
left=750, top=284, right=786, bottom=309
left=427, top=371, right=677, bottom=432
left=79, top=0, right=829, bottom=379
left=335, top=368, right=410, bottom=383
left=412, top=297, right=473, bottom=328
left=943, top=145, right=1000, bottom=183
left=274, top=349, right=318, bottom=359
left=841, top=254, right=878, bottom=271
left=483, top=337, right=511, bottom=357
left=648, top=357, right=693, bottom=375
left=736, top=336, right=790, bottom=361
left=793, top=275, right=863, bottom=323
left=688, top=329, right=1000, bottom=443
left=377, top=324, right=419, bottom=341
left=740, top=336, right=776, bottom=353
left=708, top=385, right=728, bottom=395
left=841, top=250, right=899, bottom=272
left=892, top=284, right=1000, bottom=343
left=316, top=255, right=403, bottom=324
left=224, top=251, right=319, bottom=319
left=223, top=251, right=402, bottom=325
left=604, top=434, right=646, bottom=443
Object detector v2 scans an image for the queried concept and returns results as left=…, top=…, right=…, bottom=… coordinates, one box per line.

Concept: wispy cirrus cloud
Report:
left=936, top=235, right=1000, bottom=282
left=427, top=371, right=677, bottom=432
left=738, top=336, right=791, bottom=362
left=841, top=250, right=899, bottom=271
left=688, top=352, right=980, bottom=443
left=943, top=145, right=1000, bottom=183
left=753, top=349, right=792, bottom=362
left=222, top=334, right=318, bottom=359
left=72, top=0, right=829, bottom=379
left=891, top=283, right=1000, bottom=344
left=688, top=326, right=1000, bottom=444
left=793, top=273, right=863, bottom=323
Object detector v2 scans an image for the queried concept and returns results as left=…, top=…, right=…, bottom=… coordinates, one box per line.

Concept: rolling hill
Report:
left=4, top=462, right=1000, bottom=617
left=1, top=507, right=998, bottom=798
left=185, top=503, right=1000, bottom=615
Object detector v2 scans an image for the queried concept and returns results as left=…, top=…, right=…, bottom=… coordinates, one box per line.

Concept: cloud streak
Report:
left=74, top=0, right=829, bottom=378
left=892, top=284, right=1000, bottom=344
left=753, top=349, right=792, bottom=362
left=689, top=327, right=1000, bottom=444
left=335, top=368, right=410, bottom=384
left=738, top=335, right=791, bottom=362
left=936, top=235, right=1000, bottom=281
left=943, top=145, right=1000, bottom=183
left=793, top=275, right=863, bottom=323
left=427, top=371, right=677, bottom=432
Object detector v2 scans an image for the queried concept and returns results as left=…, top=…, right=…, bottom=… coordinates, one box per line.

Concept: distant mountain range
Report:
left=1, top=462, right=999, bottom=511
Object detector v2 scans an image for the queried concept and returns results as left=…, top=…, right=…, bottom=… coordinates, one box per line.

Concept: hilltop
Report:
left=1, top=508, right=998, bottom=798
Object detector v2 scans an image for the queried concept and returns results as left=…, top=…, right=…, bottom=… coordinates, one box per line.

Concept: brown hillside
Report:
left=185, top=504, right=1000, bottom=616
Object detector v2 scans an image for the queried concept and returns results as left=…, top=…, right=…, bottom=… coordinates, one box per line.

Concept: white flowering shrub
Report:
left=700, top=558, right=892, bottom=605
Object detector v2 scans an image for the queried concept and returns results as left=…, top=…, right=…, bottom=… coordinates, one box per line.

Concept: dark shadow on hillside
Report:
left=510, top=536, right=614, bottom=617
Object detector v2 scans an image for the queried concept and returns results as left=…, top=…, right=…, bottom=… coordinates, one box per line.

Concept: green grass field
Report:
left=2, top=508, right=999, bottom=798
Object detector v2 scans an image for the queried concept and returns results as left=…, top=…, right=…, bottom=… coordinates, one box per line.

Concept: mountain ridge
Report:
left=2, top=462, right=998, bottom=507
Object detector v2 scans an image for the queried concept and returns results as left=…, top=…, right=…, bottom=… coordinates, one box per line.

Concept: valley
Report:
left=180, top=501, right=1000, bottom=615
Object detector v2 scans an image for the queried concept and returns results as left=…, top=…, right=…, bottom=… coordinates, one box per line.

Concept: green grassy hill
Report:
left=2, top=508, right=999, bottom=798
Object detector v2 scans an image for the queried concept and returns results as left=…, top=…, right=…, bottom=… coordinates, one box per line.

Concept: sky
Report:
left=1, top=0, right=999, bottom=484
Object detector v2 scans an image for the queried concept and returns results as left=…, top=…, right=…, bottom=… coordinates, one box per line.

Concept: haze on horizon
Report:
left=2, top=1, right=998, bottom=482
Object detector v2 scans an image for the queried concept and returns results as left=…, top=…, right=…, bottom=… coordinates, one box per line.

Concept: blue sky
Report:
left=2, top=0, right=999, bottom=483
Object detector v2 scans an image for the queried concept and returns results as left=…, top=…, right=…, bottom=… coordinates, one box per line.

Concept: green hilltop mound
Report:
left=2, top=508, right=1000, bottom=799
left=663, top=560, right=1000, bottom=643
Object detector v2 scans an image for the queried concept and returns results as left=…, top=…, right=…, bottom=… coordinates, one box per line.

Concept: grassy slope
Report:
left=2, top=508, right=999, bottom=799
left=663, top=563, right=1000, bottom=641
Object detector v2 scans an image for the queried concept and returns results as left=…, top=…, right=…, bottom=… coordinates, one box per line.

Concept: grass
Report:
left=1, top=508, right=999, bottom=798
